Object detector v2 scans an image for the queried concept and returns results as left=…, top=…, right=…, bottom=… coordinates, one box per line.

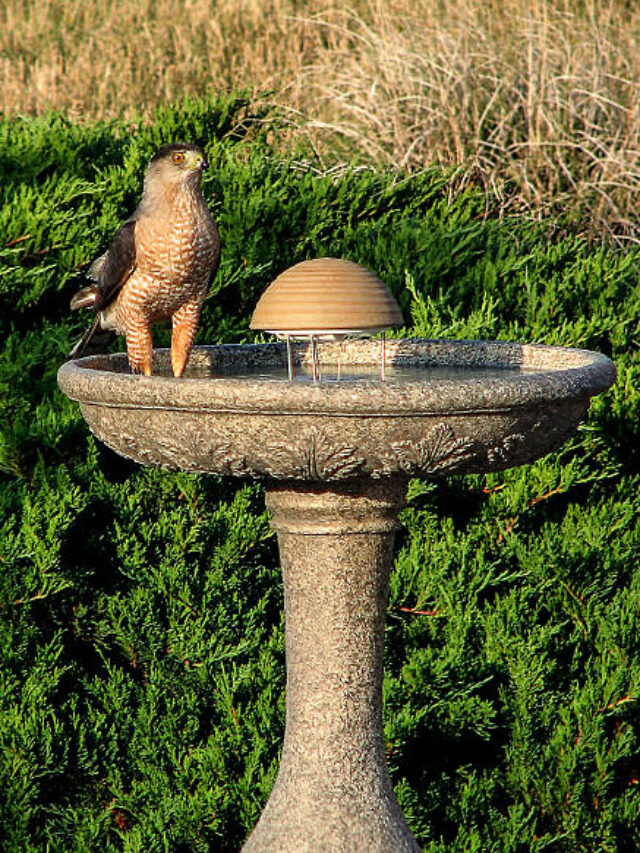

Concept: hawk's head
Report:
left=145, top=143, right=208, bottom=191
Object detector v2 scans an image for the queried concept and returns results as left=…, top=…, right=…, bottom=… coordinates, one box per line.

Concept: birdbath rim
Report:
left=57, top=337, right=616, bottom=417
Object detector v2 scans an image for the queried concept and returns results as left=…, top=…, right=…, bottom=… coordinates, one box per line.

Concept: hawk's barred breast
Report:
left=112, top=186, right=219, bottom=331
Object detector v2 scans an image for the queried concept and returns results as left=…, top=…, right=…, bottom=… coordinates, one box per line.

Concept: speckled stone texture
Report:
left=56, top=338, right=616, bottom=852
left=242, top=480, right=418, bottom=853
left=57, top=339, right=616, bottom=481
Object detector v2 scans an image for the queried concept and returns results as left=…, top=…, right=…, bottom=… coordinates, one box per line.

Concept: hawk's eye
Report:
left=172, top=152, right=186, bottom=164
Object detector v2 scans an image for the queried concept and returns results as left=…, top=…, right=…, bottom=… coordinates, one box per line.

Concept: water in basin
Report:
left=181, top=362, right=540, bottom=384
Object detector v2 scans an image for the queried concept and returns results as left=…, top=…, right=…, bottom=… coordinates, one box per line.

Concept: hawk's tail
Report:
left=70, top=284, right=98, bottom=311
left=68, top=315, right=114, bottom=361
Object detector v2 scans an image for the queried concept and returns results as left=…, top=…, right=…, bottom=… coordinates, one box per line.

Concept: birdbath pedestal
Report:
left=57, top=338, right=615, bottom=852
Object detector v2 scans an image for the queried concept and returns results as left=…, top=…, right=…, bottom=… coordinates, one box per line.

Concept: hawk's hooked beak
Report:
left=186, top=150, right=207, bottom=172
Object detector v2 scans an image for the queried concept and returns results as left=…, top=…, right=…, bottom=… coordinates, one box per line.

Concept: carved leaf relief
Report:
left=90, top=412, right=481, bottom=481
left=486, top=432, right=526, bottom=464
left=193, top=438, right=252, bottom=477
left=112, top=428, right=188, bottom=469
left=383, top=422, right=474, bottom=476
left=264, top=428, right=366, bottom=481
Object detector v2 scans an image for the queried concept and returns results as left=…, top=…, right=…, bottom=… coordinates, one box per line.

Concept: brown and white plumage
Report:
left=69, top=142, right=220, bottom=377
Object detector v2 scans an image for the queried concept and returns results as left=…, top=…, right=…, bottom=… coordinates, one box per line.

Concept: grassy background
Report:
left=0, top=95, right=639, bottom=851
left=1, top=0, right=639, bottom=243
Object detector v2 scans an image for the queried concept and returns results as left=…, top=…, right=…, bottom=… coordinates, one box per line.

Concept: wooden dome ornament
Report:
left=250, top=258, right=403, bottom=380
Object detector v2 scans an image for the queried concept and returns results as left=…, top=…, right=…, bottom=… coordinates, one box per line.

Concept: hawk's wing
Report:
left=90, top=219, right=137, bottom=310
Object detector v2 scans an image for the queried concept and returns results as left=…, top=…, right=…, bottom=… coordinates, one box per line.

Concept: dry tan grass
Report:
left=300, top=0, right=640, bottom=242
left=0, top=0, right=323, bottom=117
left=1, top=0, right=638, bottom=241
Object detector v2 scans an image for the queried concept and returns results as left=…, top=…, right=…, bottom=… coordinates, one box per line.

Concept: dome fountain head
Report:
left=250, top=257, right=403, bottom=380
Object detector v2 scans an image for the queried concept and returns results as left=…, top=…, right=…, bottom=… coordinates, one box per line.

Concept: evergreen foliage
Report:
left=0, top=95, right=638, bottom=852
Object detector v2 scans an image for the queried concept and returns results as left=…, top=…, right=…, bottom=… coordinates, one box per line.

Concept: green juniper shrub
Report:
left=0, top=95, right=638, bottom=852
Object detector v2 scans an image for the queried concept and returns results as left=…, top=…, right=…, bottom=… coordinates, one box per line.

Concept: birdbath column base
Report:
left=242, top=477, right=420, bottom=853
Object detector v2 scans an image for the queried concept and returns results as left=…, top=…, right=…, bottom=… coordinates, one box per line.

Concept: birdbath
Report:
left=58, top=263, right=615, bottom=852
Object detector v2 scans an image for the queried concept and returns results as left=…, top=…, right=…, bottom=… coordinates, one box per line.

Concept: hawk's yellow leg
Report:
left=125, top=314, right=153, bottom=376
left=171, top=300, right=201, bottom=378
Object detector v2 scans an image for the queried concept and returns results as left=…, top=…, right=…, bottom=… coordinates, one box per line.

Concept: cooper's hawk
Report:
left=69, top=142, right=220, bottom=377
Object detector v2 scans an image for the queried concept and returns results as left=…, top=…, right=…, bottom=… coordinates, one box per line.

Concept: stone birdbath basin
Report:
left=58, top=263, right=616, bottom=852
